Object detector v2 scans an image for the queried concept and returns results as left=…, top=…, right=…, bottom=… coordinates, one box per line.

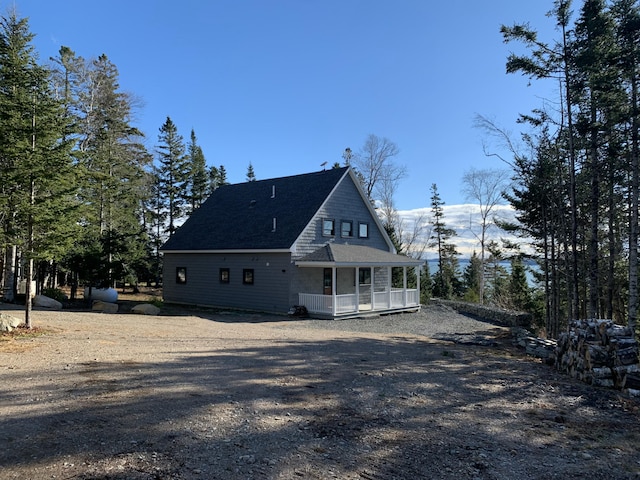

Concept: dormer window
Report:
left=358, top=222, right=369, bottom=238
left=322, top=218, right=335, bottom=237
left=341, top=220, right=353, bottom=238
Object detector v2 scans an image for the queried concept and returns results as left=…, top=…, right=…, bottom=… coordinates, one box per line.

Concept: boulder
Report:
left=0, top=312, right=22, bottom=332
left=131, top=303, right=161, bottom=316
left=33, top=294, right=63, bottom=310
left=92, top=300, right=119, bottom=313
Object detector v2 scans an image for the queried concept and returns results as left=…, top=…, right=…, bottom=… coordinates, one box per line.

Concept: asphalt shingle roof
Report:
left=296, top=243, right=423, bottom=266
left=161, top=167, right=349, bottom=251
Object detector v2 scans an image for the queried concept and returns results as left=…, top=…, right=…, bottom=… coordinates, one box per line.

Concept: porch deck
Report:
left=299, top=288, right=420, bottom=318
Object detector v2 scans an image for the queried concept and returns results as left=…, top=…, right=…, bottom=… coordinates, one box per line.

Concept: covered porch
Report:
left=295, top=244, right=423, bottom=318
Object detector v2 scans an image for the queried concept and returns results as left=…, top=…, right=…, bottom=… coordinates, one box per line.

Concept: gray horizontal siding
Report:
left=163, top=252, right=293, bottom=314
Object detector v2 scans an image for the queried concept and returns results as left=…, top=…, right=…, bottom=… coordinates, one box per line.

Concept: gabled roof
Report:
left=161, top=167, right=350, bottom=251
left=295, top=243, right=423, bottom=267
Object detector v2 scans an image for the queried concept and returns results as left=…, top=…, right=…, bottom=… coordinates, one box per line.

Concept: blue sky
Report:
left=9, top=0, right=558, bottom=209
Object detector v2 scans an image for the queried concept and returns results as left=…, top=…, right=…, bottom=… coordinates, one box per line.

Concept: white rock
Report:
left=92, top=300, right=119, bottom=313
left=33, top=294, right=62, bottom=310
left=0, top=312, right=22, bottom=332
left=131, top=303, right=161, bottom=316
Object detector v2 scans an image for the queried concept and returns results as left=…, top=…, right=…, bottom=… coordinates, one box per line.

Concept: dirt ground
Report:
left=1, top=293, right=640, bottom=480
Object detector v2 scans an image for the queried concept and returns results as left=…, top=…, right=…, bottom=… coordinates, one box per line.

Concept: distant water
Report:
left=424, top=258, right=539, bottom=286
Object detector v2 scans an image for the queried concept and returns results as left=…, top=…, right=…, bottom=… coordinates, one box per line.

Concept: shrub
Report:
left=42, top=288, right=67, bottom=302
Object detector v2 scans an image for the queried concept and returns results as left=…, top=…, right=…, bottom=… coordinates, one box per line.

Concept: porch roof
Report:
left=295, top=243, right=423, bottom=267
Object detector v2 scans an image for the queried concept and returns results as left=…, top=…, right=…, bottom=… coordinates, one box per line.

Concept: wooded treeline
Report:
left=0, top=11, right=225, bottom=323
left=496, top=0, right=640, bottom=336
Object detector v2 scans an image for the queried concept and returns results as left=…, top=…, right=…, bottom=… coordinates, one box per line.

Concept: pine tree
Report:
left=0, top=10, right=77, bottom=325
left=509, top=256, right=532, bottom=311
left=612, top=0, right=640, bottom=330
left=186, top=129, right=207, bottom=213
left=155, top=116, right=187, bottom=238
left=64, top=54, right=152, bottom=288
left=462, top=251, right=482, bottom=302
left=420, top=261, right=432, bottom=304
left=246, top=162, right=256, bottom=182
left=428, top=184, right=460, bottom=299
left=484, top=241, right=509, bottom=308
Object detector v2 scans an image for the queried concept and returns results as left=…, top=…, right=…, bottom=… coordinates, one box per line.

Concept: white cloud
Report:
left=395, top=204, right=531, bottom=259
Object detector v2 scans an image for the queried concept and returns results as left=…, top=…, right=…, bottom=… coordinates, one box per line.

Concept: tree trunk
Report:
left=2, top=245, right=17, bottom=302
left=629, top=71, right=639, bottom=332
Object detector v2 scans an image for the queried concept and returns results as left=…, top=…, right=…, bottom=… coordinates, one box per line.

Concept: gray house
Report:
left=161, top=166, right=423, bottom=318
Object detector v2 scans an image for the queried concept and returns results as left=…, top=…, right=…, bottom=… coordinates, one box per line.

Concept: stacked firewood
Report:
left=555, top=319, right=640, bottom=393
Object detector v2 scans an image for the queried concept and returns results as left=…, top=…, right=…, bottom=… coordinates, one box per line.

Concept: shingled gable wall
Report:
left=292, top=171, right=391, bottom=258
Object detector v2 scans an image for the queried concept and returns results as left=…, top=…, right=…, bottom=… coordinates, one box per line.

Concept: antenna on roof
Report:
left=320, top=161, right=327, bottom=170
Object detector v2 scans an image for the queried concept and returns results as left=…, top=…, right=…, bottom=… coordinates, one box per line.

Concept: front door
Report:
left=323, top=268, right=332, bottom=295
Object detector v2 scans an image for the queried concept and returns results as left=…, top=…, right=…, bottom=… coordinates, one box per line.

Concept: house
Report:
left=160, top=166, right=423, bottom=318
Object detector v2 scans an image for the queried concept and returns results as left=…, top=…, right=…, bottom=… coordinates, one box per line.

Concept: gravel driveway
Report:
left=1, top=302, right=639, bottom=480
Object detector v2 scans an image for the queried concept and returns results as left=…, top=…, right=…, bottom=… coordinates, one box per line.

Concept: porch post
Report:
left=355, top=267, right=360, bottom=313
left=332, top=267, right=337, bottom=316
left=387, top=266, right=392, bottom=309
left=403, top=266, right=407, bottom=306
left=416, top=264, right=421, bottom=306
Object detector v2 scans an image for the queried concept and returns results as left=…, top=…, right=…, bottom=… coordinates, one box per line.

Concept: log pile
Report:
left=555, top=319, right=640, bottom=393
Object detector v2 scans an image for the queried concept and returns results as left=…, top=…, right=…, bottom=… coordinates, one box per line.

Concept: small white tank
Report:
left=83, top=287, right=118, bottom=303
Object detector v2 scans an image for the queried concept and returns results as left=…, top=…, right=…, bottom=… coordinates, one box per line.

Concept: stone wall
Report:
left=432, top=299, right=533, bottom=328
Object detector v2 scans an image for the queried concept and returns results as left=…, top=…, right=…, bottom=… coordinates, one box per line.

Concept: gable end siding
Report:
left=293, top=175, right=389, bottom=258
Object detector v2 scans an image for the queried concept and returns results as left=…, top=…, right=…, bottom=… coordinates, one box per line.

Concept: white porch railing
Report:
left=299, top=289, right=419, bottom=316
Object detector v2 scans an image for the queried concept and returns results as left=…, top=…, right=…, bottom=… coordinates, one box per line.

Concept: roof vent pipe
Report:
left=272, top=217, right=277, bottom=232
left=271, top=185, right=276, bottom=198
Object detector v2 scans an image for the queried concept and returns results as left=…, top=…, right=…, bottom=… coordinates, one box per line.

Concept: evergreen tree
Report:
left=428, top=184, right=460, bottom=299
left=207, top=164, right=228, bottom=193
left=462, top=251, right=482, bottom=302
left=420, top=261, right=432, bottom=304
left=484, top=241, right=509, bottom=307
left=612, top=0, right=640, bottom=330
left=246, top=162, right=256, bottom=181
left=63, top=54, right=152, bottom=288
left=509, top=256, right=532, bottom=311
left=0, top=10, right=77, bottom=325
left=186, top=129, right=207, bottom=213
left=155, top=116, right=187, bottom=238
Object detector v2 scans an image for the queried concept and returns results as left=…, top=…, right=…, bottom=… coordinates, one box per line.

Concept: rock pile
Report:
left=555, top=319, right=639, bottom=393
left=512, top=327, right=557, bottom=363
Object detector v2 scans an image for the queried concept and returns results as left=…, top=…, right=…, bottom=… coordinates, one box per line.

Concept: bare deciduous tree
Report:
left=462, top=167, right=511, bottom=304
left=352, top=134, right=405, bottom=201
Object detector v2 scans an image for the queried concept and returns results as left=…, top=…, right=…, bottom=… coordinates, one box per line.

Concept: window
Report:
left=341, top=220, right=353, bottom=238
left=219, top=268, right=230, bottom=284
left=176, top=267, right=187, bottom=284
left=359, top=268, right=371, bottom=285
left=322, top=218, right=335, bottom=236
left=358, top=222, right=369, bottom=238
left=243, top=269, right=254, bottom=285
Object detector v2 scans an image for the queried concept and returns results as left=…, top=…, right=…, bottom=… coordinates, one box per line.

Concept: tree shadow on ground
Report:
left=1, top=316, right=639, bottom=479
